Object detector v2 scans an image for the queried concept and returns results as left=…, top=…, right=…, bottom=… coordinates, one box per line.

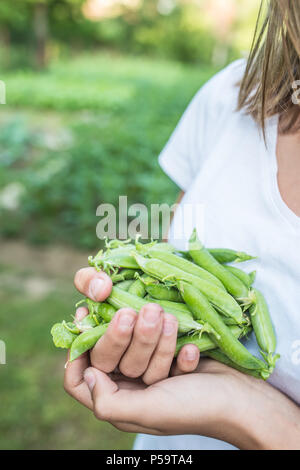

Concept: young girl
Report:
left=64, top=1, right=300, bottom=450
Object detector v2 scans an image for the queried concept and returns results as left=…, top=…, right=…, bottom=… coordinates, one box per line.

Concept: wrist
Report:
left=223, top=378, right=300, bottom=450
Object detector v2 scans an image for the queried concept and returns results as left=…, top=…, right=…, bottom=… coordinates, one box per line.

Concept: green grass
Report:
left=0, top=261, right=135, bottom=450
left=3, top=53, right=213, bottom=111
left=0, top=52, right=217, bottom=248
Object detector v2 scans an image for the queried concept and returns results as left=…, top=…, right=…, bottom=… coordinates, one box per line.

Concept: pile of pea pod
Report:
left=51, top=229, right=280, bottom=380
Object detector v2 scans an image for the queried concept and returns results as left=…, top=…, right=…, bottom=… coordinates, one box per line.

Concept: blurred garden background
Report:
left=0, top=0, right=260, bottom=450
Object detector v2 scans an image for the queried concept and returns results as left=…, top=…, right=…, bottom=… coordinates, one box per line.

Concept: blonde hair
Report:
left=238, top=0, right=300, bottom=135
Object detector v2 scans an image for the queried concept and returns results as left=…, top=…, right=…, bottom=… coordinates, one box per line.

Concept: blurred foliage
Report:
left=0, top=0, right=261, bottom=69
left=0, top=53, right=217, bottom=249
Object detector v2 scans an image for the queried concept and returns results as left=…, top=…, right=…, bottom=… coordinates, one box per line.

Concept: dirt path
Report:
left=0, top=239, right=89, bottom=280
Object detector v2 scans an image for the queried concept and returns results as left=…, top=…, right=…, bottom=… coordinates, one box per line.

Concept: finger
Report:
left=171, top=344, right=200, bottom=376
left=84, top=367, right=152, bottom=426
left=74, top=267, right=112, bottom=302
left=119, top=303, right=164, bottom=378
left=142, top=313, right=178, bottom=385
left=90, top=308, right=137, bottom=372
left=64, top=350, right=93, bottom=410
left=75, top=306, right=89, bottom=321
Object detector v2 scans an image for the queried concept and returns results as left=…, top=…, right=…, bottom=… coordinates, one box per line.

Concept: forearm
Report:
left=227, top=380, right=300, bottom=450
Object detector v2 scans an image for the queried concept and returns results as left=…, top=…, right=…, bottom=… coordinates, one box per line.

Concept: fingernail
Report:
left=185, top=348, right=198, bottom=361
left=89, top=278, right=104, bottom=301
left=84, top=370, right=96, bottom=392
left=119, top=313, right=135, bottom=330
left=163, top=320, right=176, bottom=336
left=143, top=307, right=161, bottom=326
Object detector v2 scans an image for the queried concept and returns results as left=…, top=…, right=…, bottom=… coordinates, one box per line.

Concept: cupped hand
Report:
left=64, top=323, right=300, bottom=450
left=73, top=267, right=200, bottom=384
left=64, top=349, right=261, bottom=446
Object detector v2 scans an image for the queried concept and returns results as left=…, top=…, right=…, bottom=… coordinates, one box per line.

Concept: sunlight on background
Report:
left=83, top=0, right=142, bottom=19
left=82, top=0, right=261, bottom=55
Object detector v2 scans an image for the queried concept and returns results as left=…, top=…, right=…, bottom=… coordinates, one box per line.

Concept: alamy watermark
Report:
left=0, top=80, right=6, bottom=104
left=96, top=196, right=205, bottom=242
left=0, top=340, right=6, bottom=365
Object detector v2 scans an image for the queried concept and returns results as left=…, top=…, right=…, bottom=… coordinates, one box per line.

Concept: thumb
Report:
left=83, top=367, right=126, bottom=424
left=83, top=367, right=147, bottom=425
left=83, top=367, right=118, bottom=400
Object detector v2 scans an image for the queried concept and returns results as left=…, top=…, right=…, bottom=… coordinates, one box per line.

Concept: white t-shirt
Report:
left=134, top=59, right=300, bottom=451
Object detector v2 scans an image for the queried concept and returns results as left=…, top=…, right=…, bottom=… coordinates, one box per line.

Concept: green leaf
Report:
left=51, top=323, right=77, bottom=349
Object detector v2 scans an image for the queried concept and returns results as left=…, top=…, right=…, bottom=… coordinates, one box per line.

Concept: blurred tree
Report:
left=0, top=0, right=261, bottom=68
left=32, top=1, right=49, bottom=68
left=0, top=0, right=86, bottom=68
left=29, top=0, right=87, bottom=68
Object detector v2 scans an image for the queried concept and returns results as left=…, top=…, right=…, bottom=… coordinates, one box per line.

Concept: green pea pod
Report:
left=135, top=240, right=176, bottom=253
left=133, top=253, right=245, bottom=325
left=145, top=284, right=183, bottom=302
left=115, top=280, right=135, bottom=291
left=107, top=287, right=207, bottom=335
left=224, top=265, right=256, bottom=289
left=151, top=242, right=176, bottom=252
left=89, top=247, right=139, bottom=272
left=249, top=288, right=280, bottom=369
left=51, top=323, right=78, bottom=349
left=145, top=297, right=193, bottom=316
left=70, top=324, right=109, bottom=361
left=76, top=314, right=100, bottom=331
left=139, top=274, right=159, bottom=285
left=94, top=302, right=117, bottom=323
left=105, top=240, right=134, bottom=250
left=111, top=269, right=139, bottom=282
left=63, top=321, right=81, bottom=335
left=205, top=350, right=264, bottom=379
left=128, top=278, right=146, bottom=297
left=150, top=298, right=247, bottom=328
left=189, top=229, right=250, bottom=302
left=208, top=248, right=257, bottom=264
left=175, top=324, right=244, bottom=356
left=104, top=251, right=139, bottom=269
left=178, top=281, right=269, bottom=377
left=177, top=251, right=193, bottom=261
left=143, top=249, right=225, bottom=290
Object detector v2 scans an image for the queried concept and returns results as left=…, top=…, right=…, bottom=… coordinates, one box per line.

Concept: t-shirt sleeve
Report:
left=158, top=88, right=207, bottom=191
left=159, top=60, right=245, bottom=191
